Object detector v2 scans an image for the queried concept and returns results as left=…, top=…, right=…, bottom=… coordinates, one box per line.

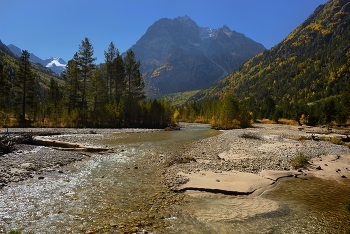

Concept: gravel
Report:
left=0, top=127, right=161, bottom=189
left=162, top=124, right=350, bottom=190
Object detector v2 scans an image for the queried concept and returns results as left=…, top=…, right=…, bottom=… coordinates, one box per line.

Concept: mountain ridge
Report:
left=186, top=0, right=350, bottom=124
left=7, top=44, right=67, bottom=75
left=128, top=16, right=266, bottom=96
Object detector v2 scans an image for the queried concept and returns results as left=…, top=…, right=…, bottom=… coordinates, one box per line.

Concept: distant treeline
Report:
left=174, top=94, right=251, bottom=129
left=176, top=85, right=350, bottom=128
left=0, top=38, right=174, bottom=128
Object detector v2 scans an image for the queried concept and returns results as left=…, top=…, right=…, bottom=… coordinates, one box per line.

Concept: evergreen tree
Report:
left=61, top=54, right=81, bottom=113
left=104, top=42, right=117, bottom=99
left=14, top=50, right=35, bottom=122
left=47, top=78, right=63, bottom=115
left=113, top=53, right=126, bottom=101
left=0, top=61, right=11, bottom=111
left=77, top=38, right=96, bottom=123
left=124, top=49, right=145, bottom=100
left=88, top=64, right=108, bottom=113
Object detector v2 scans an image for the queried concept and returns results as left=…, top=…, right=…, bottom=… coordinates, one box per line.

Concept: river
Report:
left=0, top=123, right=349, bottom=233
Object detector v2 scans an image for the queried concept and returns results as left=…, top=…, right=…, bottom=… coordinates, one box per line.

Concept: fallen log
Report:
left=31, top=137, right=109, bottom=152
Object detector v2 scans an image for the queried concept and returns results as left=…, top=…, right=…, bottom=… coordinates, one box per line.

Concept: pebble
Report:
left=163, top=124, right=350, bottom=190
left=0, top=127, right=161, bottom=190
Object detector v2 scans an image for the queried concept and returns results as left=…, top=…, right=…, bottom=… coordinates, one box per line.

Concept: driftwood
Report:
left=31, top=137, right=109, bottom=152
left=0, top=131, right=108, bottom=155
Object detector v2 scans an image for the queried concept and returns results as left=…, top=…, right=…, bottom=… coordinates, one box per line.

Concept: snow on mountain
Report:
left=45, top=57, right=66, bottom=68
left=6, top=44, right=67, bottom=74
left=44, top=57, right=67, bottom=74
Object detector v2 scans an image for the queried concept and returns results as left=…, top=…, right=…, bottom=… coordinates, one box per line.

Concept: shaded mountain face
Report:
left=7, top=44, right=66, bottom=74
left=129, top=16, right=265, bottom=96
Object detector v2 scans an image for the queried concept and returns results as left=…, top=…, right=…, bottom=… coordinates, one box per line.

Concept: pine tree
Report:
left=77, top=38, right=96, bottom=103
left=88, top=64, right=108, bottom=112
left=77, top=38, right=96, bottom=123
left=47, top=78, right=63, bottom=115
left=124, top=49, right=145, bottom=100
left=113, top=53, right=126, bottom=101
left=15, top=50, right=35, bottom=123
left=61, top=54, right=81, bottom=113
left=0, top=61, right=11, bottom=111
left=104, top=42, right=117, bottom=99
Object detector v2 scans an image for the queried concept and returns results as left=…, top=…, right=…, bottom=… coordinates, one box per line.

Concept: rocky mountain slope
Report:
left=190, top=0, right=350, bottom=113
left=7, top=44, right=66, bottom=74
left=129, top=16, right=265, bottom=96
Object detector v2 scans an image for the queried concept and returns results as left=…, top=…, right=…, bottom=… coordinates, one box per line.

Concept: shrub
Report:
left=289, top=152, right=309, bottom=169
left=330, top=137, right=345, bottom=145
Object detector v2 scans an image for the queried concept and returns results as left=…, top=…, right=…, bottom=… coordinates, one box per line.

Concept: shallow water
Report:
left=0, top=124, right=349, bottom=233
left=180, top=178, right=350, bottom=234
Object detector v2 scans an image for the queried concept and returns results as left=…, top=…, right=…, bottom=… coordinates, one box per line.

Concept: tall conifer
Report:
left=124, top=49, right=145, bottom=100
left=15, top=50, right=35, bottom=122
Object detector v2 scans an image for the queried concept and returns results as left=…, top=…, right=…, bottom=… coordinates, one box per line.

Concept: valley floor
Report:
left=162, top=123, right=350, bottom=218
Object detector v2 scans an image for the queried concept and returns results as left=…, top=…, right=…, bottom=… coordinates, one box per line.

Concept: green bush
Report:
left=289, top=152, right=309, bottom=169
left=330, top=137, right=345, bottom=145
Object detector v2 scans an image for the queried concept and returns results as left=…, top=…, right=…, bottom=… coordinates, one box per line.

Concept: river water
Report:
left=0, top=123, right=349, bottom=233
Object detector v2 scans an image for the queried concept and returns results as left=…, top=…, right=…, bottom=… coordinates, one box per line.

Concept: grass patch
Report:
left=9, top=231, right=22, bottom=234
left=330, top=137, right=345, bottom=145
left=289, top=152, right=310, bottom=169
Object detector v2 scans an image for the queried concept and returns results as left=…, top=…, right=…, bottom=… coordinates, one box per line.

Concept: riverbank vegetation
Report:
left=0, top=39, right=174, bottom=128
left=174, top=93, right=251, bottom=129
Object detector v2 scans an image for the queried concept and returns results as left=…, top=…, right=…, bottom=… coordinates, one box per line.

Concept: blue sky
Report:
left=1, top=0, right=327, bottom=63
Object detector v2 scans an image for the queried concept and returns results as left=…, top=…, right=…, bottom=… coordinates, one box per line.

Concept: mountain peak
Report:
left=175, top=15, right=197, bottom=27
left=128, top=16, right=266, bottom=95
left=176, top=15, right=192, bottom=21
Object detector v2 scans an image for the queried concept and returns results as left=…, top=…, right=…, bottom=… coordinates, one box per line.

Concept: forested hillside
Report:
left=0, top=41, right=63, bottom=125
left=189, top=0, right=350, bottom=126
left=0, top=39, right=174, bottom=128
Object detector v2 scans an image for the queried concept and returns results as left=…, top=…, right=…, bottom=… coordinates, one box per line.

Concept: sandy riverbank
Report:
left=162, top=123, right=350, bottom=219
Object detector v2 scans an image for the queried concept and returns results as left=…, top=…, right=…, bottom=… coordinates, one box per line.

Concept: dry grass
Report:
left=289, top=152, right=310, bottom=169
left=330, top=137, right=345, bottom=145
left=256, top=119, right=276, bottom=124
left=278, top=118, right=299, bottom=126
